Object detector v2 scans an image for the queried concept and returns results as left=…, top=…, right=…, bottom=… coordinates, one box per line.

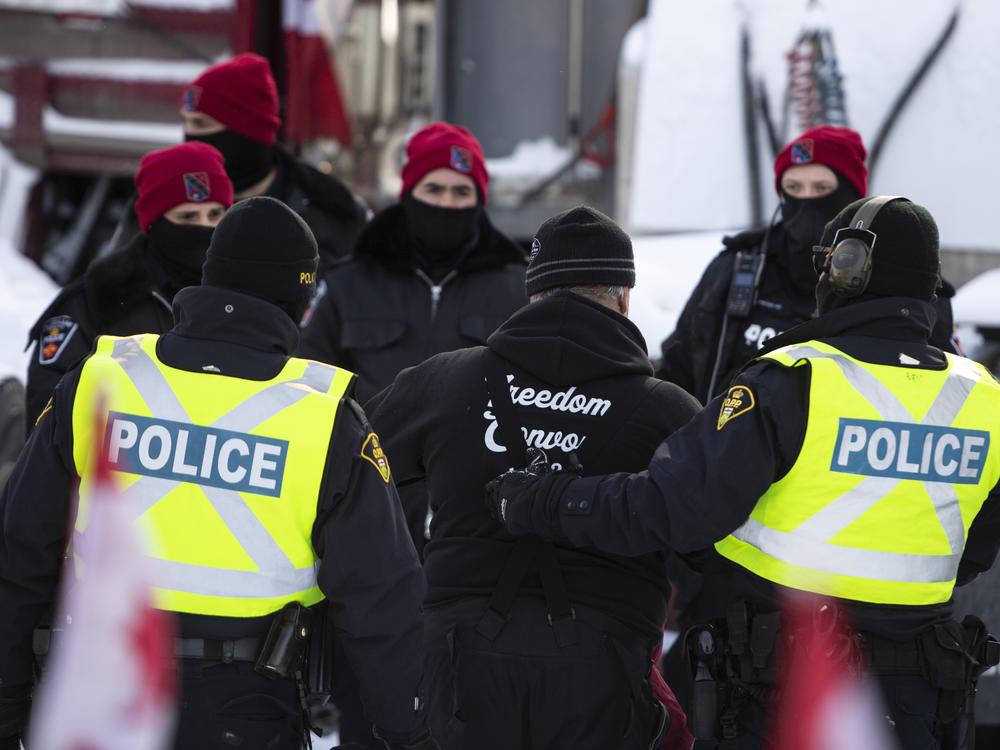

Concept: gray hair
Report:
left=529, top=284, right=628, bottom=305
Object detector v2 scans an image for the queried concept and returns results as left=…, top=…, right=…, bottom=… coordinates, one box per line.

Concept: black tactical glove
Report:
left=484, top=448, right=578, bottom=538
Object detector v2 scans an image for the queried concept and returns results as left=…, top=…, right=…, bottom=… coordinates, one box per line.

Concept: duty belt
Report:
left=174, top=636, right=262, bottom=663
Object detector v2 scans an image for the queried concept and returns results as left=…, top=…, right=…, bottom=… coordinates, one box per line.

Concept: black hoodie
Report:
left=367, top=291, right=701, bottom=637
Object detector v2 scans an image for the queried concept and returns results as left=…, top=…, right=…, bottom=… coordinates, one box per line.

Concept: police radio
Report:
left=811, top=195, right=907, bottom=298
left=725, top=250, right=766, bottom=317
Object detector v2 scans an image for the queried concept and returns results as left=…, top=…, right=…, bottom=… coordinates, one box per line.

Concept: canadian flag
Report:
left=28, top=403, right=177, bottom=750
left=282, top=0, right=353, bottom=146
left=768, top=592, right=898, bottom=750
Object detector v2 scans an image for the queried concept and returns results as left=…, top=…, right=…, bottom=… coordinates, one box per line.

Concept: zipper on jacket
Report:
left=415, top=268, right=458, bottom=321
left=151, top=290, right=172, bottom=314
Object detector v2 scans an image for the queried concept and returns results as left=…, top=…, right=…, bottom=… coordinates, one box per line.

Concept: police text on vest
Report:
left=831, top=418, right=989, bottom=484
left=104, top=411, right=288, bottom=497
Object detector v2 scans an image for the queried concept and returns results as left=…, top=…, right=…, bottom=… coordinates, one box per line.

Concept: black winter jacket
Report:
left=299, top=203, right=528, bottom=403
left=24, top=233, right=177, bottom=430
left=657, top=225, right=960, bottom=404
left=545, top=297, right=1000, bottom=640
left=0, top=286, right=428, bottom=744
left=366, top=292, right=701, bottom=638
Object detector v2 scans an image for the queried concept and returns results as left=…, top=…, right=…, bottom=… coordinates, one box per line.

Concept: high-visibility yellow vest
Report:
left=715, top=340, right=1000, bottom=605
left=71, top=334, right=355, bottom=617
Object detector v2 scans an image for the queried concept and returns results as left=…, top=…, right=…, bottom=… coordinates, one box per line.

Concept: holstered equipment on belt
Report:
left=685, top=600, right=782, bottom=744
left=686, top=600, right=1000, bottom=750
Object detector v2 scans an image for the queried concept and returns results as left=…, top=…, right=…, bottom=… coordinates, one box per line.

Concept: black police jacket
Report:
left=298, top=203, right=528, bottom=403
left=550, top=297, right=1000, bottom=640
left=0, top=286, right=428, bottom=743
left=24, top=233, right=177, bottom=431
left=657, top=225, right=960, bottom=405
left=268, top=147, right=369, bottom=276
left=366, top=291, right=701, bottom=638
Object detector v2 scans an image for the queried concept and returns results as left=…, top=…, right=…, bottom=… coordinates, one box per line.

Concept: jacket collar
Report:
left=350, top=203, right=526, bottom=273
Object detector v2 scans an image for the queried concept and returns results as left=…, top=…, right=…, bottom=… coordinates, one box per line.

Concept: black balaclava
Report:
left=402, top=193, right=481, bottom=274
left=146, top=218, right=215, bottom=289
left=186, top=130, right=274, bottom=193
left=778, top=178, right=859, bottom=295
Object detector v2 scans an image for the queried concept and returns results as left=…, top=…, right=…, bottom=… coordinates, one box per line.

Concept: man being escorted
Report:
left=368, top=206, right=699, bottom=749
left=488, top=198, right=1000, bottom=749
left=0, top=198, right=437, bottom=750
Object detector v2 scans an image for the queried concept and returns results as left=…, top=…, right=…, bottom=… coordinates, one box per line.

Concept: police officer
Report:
left=487, top=197, right=1000, bottom=749
left=0, top=197, right=437, bottom=750
left=25, top=141, right=234, bottom=429
left=658, top=125, right=961, bottom=405
left=367, top=207, right=699, bottom=750
left=111, top=53, right=369, bottom=276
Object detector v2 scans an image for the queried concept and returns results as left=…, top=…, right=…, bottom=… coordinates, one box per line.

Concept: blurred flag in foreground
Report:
left=768, top=592, right=898, bottom=750
left=28, top=403, right=176, bottom=750
left=282, top=0, right=353, bottom=146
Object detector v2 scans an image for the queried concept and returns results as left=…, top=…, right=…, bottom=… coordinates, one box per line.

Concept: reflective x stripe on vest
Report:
left=72, top=334, right=354, bottom=617
left=714, top=341, right=1000, bottom=605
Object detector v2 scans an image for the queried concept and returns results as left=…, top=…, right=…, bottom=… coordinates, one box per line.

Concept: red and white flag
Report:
left=282, top=0, right=353, bottom=146
left=768, top=592, right=898, bottom=750
left=28, top=404, right=177, bottom=750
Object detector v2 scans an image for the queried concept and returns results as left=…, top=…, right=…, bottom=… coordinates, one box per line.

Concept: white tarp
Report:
left=628, top=0, right=1000, bottom=253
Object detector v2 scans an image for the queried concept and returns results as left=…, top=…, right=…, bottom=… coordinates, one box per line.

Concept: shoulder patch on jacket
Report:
left=361, top=432, right=391, bottom=482
left=717, top=385, right=755, bottom=430
left=38, top=315, right=79, bottom=365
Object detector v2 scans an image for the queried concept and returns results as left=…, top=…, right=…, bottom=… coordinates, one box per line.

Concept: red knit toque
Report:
left=181, top=53, right=281, bottom=145
left=399, top=122, right=490, bottom=203
left=134, top=142, right=234, bottom=232
left=773, top=125, right=868, bottom=198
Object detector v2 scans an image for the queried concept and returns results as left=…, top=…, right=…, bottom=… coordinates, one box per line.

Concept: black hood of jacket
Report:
left=487, top=291, right=652, bottom=387
left=351, top=203, right=526, bottom=274
left=82, top=234, right=173, bottom=330
left=273, top=146, right=365, bottom=222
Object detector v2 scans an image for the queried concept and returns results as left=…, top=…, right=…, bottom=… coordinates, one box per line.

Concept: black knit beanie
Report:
left=525, top=205, right=635, bottom=297
left=818, top=197, right=940, bottom=301
left=202, top=196, right=319, bottom=314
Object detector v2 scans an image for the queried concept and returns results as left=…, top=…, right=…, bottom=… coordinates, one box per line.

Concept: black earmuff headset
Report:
left=811, top=195, right=908, bottom=298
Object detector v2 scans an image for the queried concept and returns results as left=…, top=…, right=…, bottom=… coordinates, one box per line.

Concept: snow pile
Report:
left=629, top=231, right=724, bottom=355
left=0, top=147, right=60, bottom=381
left=486, top=137, right=572, bottom=181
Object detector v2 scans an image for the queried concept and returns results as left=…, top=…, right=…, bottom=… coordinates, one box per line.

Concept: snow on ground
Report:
left=0, top=147, right=59, bottom=382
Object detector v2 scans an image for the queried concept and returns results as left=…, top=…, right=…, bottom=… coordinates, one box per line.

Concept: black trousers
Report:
left=173, top=660, right=303, bottom=749
left=424, top=597, right=666, bottom=750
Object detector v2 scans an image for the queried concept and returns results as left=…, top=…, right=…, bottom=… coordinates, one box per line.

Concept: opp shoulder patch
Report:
left=361, top=432, right=391, bottom=483
left=38, top=315, right=79, bottom=365
left=717, top=385, right=755, bottom=430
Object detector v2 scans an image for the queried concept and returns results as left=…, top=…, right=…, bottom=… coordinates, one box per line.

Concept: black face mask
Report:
left=185, top=130, right=274, bottom=193
left=780, top=181, right=859, bottom=250
left=779, top=181, right=859, bottom=292
left=146, top=218, right=215, bottom=288
left=402, top=193, right=481, bottom=266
